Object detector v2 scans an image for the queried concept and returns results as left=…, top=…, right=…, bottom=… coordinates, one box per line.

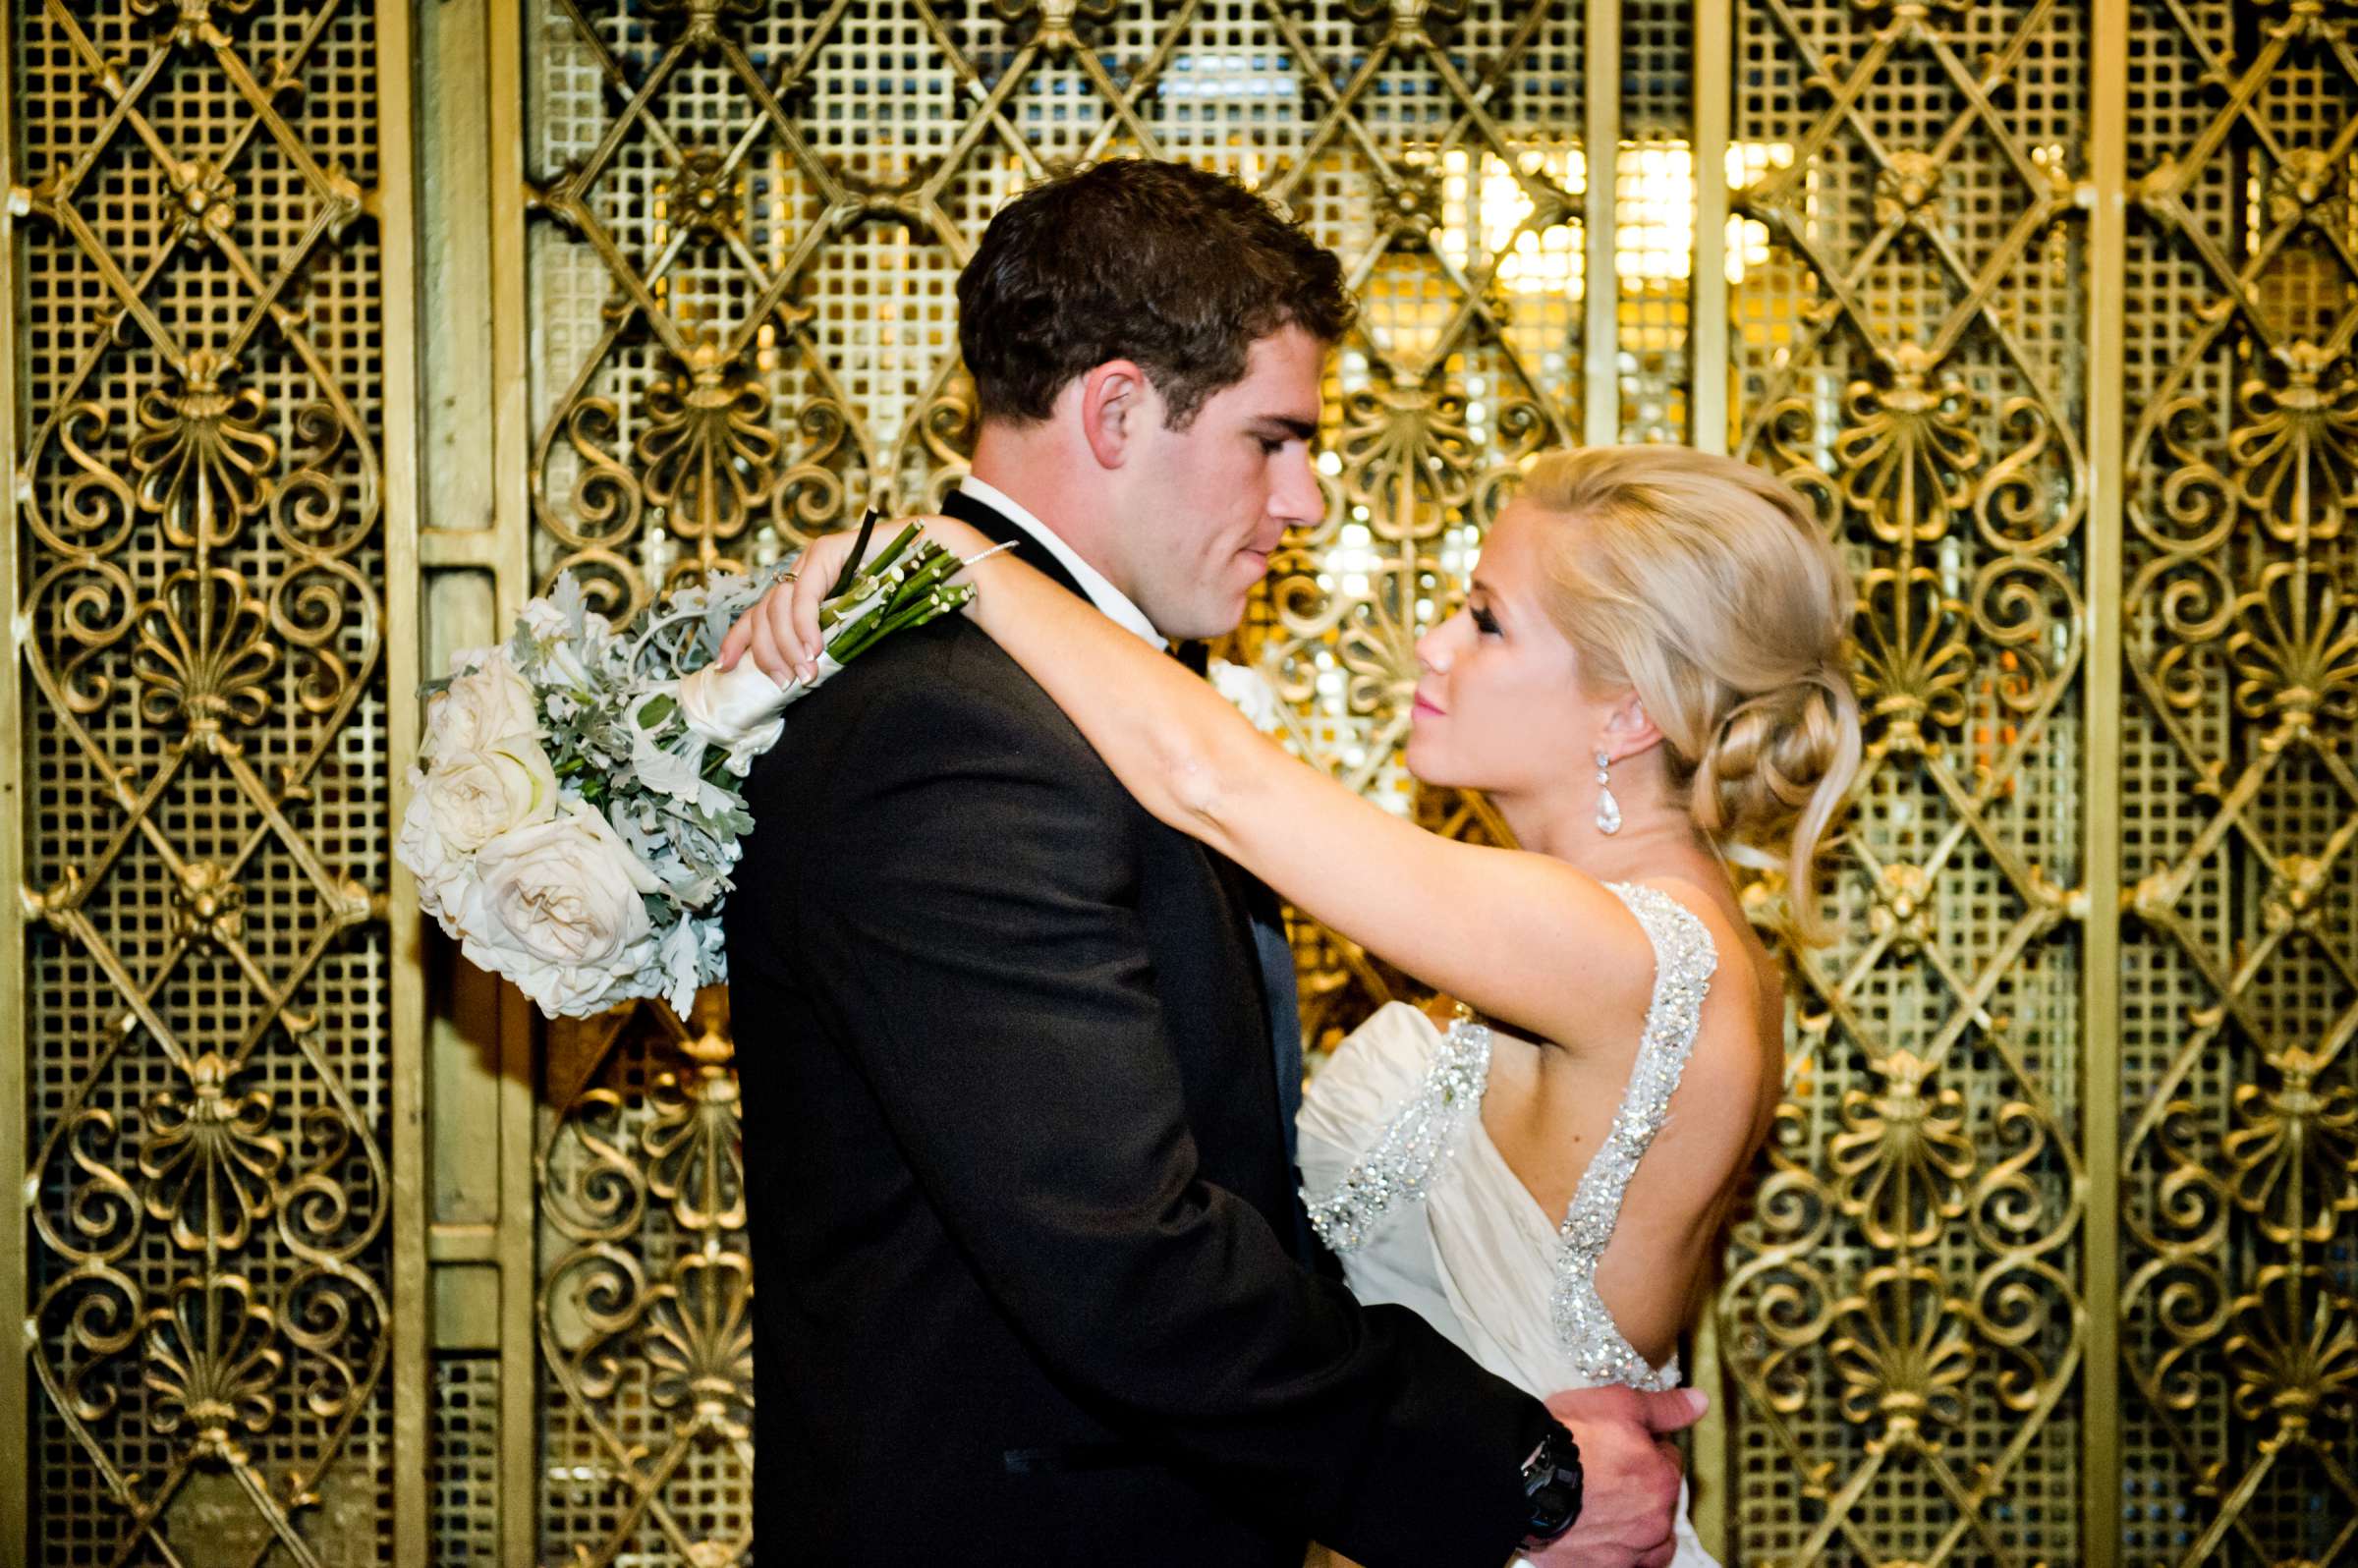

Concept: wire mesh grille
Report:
left=1718, top=0, right=2092, bottom=1560
left=14, top=1, right=397, bottom=1563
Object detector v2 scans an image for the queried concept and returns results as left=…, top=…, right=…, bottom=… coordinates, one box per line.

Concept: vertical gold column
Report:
left=1687, top=6, right=1734, bottom=1548
left=0, top=9, right=28, bottom=1561
left=2081, top=0, right=2127, bottom=1555
left=1583, top=0, right=1620, bottom=445
left=1689, top=0, right=1730, bottom=458
left=413, top=0, right=537, bottom=1559
left=379, top=0, right=429, bottom=1561
left=486, top=5, right=540, bottom=1562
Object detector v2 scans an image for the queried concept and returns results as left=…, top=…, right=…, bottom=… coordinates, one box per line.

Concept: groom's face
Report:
left=1113, top=325, right=1327, bottom=641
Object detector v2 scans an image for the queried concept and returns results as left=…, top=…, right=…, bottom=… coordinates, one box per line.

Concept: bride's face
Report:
left=1404, top=503, right=1603, bottom=796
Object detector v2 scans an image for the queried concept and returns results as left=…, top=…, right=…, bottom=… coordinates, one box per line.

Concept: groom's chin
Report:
left=1165, top=589, right=1258, bottom=644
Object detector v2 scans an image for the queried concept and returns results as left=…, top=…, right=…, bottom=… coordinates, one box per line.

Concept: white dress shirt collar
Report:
left=957, top=475, right=1167, bottom=650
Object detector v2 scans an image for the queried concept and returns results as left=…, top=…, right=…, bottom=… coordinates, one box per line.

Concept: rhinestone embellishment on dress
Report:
left=1303, top=1010, right=1493, bottom=1255
left=1298, top=884, right=1717, bottom=1390
left=1547, top=883, right=1716, bottom=1390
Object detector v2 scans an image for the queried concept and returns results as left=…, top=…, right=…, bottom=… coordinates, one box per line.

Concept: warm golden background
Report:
left=4, top=0, right=2354, bottom=1563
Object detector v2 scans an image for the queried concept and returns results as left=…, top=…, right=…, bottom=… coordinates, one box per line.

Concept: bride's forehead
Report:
left=1471, top=504, right=1554, bottom=576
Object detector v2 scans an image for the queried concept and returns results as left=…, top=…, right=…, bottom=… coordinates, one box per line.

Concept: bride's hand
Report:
left=718, top=515, right=977, bottom=684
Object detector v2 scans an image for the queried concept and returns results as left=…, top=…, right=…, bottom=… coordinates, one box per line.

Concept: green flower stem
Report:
left=817, top=524, right=925, bottom=631
left=881, top=548, right=960, bottom=613
left=831, top=603, right=916, bottom=663
left=822, top=598, right=890, bottom=660
left=831, top=582, right=975, bottom=665
left=869, top=590, right=953, bottom=643
left=800, top=525, right=976, bottom=666
left=865, top=521, right=924, bottom=578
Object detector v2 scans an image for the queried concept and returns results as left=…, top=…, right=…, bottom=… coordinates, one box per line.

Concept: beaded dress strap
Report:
left=1302, top=1011, right=1492, bottom=1255
left=1547, top=882, right=1717, bottom=1389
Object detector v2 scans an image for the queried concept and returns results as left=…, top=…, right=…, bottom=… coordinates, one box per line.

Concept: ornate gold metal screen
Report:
left=4, top=0, right=426, bottom=1562
left=7, top=2, right=2354, bottom=1566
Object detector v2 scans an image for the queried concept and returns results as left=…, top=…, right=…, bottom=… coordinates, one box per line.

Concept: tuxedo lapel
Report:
left=1211, top=857, right=1309, bottom=1252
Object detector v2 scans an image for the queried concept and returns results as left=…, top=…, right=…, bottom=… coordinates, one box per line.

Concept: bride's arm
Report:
left=722, top=519, right=1652, bottom=1048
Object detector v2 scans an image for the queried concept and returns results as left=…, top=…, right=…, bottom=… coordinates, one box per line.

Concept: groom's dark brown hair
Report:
left=957, top=159, right=1355, bottom=429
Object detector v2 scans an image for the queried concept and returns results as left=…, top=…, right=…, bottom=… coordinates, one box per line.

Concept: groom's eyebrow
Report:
left=1256, top=416, right=1320, bottom=445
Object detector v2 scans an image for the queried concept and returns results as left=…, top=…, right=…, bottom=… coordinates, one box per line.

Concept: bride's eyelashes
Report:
left=1471, top=603, right=1501, bottom=637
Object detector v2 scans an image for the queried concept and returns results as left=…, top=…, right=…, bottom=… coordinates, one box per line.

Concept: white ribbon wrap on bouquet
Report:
left=675, top=651, right=846, bottom=776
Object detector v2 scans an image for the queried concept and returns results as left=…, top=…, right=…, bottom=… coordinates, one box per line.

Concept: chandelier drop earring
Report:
left=1594, top=749, right=1622, bottom=835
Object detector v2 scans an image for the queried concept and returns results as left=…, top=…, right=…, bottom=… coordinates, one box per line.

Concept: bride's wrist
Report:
left=931, top=520, right=1009, bottom=600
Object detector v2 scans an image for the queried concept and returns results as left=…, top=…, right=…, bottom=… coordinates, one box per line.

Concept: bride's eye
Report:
left=1471, top=604, right=1501, bottom=636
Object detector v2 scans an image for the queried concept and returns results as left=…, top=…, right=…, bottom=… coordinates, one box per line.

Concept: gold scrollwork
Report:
left=1829, top=1048, right=1974, bottom=1249
left=2225, top=560, right=2358, bottom=728
left=1827, top=1263, right=1977, bottom=1452
left=1828, top=347, right=1983, bottom=544
left=130, top=351, right=278, bottom=549
left=539, top=994, right=755, bottom=1567
left=133, top=567, right=278, bottom=736
left=142, top=1274, right=283, bottom=1458
left=2222, top=1266, right=2358, bottom=1437
left=2228, top=342, right=2358, bottom=543
left=16, top=0, right=397, bottom=1552
left=138, top=1053, right=285, bottom=1254
left=637, top=342, right=785, bottom=559
left=2117, top=0, right=2358, bottom=1542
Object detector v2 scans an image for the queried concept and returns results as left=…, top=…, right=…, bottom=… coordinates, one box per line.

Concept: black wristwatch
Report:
left=1517, top=1420, right=1584, bottom=1551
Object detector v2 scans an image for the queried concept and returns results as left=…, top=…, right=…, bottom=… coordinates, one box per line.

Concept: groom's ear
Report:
left=1078, top=360, right=1150, bottom=470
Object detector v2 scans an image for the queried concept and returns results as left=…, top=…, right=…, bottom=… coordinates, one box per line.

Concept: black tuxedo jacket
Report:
left=724, top=492, right=1549, bottom=1565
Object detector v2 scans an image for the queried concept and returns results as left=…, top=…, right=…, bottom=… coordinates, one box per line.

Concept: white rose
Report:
left=452, top=801, right=664, bottom=1017
left=396, top=767, right=469, bottom=924
left=1207, top=657, right=1287, bottom=735
left=424, top=647, right=542, bottom=764
left=674, top=653, right=841, bottom=776
left=420, top=735, right=559, bottom=853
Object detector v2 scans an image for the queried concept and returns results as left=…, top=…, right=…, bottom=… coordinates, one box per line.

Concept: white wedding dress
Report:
left=1297, top=881, right=1720, bottom=1566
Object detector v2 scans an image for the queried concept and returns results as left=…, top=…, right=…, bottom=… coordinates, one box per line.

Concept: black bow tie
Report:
left=1172, top=640, right=1210, bottom=676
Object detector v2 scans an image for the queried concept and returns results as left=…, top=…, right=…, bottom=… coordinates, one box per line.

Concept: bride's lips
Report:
left=1413, top=693, right=1445, bottom=718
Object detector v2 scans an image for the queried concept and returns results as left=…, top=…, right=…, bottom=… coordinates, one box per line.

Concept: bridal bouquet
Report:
left=396, top=517, right=977, bottom=1019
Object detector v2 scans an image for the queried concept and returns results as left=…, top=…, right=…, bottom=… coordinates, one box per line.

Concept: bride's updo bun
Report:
left=1518, top=447, right=1864, bottom=938
left=1690, top=668, right=1854, bottom=845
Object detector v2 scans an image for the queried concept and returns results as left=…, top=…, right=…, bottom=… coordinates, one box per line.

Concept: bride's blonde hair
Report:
left=1518, top=446, right=1863, bottom=940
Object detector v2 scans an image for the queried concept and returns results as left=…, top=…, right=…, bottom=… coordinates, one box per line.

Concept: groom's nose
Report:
left=1268, top=444, right=1324, bottom=530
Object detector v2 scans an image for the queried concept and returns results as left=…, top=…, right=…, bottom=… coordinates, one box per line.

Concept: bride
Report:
left=726, top=444, right=1860, bottom=1564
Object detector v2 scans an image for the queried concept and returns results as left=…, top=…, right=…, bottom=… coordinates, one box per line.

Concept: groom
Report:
left=722, top=159, right=1701, bottom=1566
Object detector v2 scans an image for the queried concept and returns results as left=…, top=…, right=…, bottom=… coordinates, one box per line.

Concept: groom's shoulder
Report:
left=761, top=615, right=1105, bottom=778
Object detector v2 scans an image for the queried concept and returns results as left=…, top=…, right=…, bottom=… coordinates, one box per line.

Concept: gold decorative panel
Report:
left=11, top=1, right=2355, bottom=1565
left=7, top=0, right=420, bottom=1563
left=1716, top=0, right=2093, bottom=1562
left=2116, top=1, right=2358, bottom=1559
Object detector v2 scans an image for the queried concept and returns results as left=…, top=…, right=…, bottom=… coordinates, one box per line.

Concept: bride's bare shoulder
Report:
left=1616, top=873, right=1783, bottom=1115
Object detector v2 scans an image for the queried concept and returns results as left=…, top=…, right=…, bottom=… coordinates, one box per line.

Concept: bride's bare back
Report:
left=1474, top=875, right=1784, bottom=1369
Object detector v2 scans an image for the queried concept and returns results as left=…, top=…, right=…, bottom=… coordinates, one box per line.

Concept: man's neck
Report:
left=961, top=457, right=1166, bottom=649
left=967, top=439, right=1127, bottom=598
